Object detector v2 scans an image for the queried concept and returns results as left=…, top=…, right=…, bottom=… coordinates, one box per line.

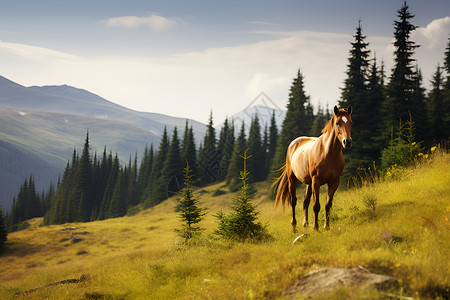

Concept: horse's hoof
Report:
left=303, top=222, right=308, bottom=228
left=292, top=226, right=298, bottom=234
left=324, top=224, right=330, bottom=231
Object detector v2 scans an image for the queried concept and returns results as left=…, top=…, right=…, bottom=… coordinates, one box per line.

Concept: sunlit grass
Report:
left=1, top=152, right=449, bottom=299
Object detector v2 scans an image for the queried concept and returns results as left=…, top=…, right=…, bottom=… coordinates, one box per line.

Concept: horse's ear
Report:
left=347, top=106, right=352, bottom=115
left=333, top=105, right=339, bottom=116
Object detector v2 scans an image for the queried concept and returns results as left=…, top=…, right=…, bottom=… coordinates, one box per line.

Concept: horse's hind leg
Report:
left=324, top=178, right=340, bottom=230
left=312, top=177, right=321, bottom=231
left=289, top=175, right=299, bottom=232
left=302, top=184, right=312, bottom=227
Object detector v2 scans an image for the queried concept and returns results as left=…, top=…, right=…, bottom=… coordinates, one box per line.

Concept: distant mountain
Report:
left=217, top=105, right=286, bottom=134
left=0, top=75, right=207, bottom=212
left=0, top=76, right=206, bottom=139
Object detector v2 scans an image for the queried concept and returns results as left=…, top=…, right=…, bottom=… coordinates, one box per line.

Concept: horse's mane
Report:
left=321, top=115, right=335, bottom=134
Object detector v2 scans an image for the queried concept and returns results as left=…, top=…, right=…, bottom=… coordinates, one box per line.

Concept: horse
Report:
left=273, top=105, right=352, bottom=232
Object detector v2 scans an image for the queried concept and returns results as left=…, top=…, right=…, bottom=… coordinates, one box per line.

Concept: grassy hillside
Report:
left=1, top=152, right=449, bottom=299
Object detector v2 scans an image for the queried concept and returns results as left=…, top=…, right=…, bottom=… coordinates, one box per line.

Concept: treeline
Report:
left=5, top=110, right=285, bottom=228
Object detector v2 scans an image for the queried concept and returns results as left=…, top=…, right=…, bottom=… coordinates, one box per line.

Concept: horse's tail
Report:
left=271, top=159, right=294, bottom=210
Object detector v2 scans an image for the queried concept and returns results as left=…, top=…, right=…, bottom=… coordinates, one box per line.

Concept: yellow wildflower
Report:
left=418, top=153, right=423, bottom=157
left=424, top=154, right=429, bottom=159
left=431, top=146, right=436, bottom=152
left=412, top=142, right=416, bottom=146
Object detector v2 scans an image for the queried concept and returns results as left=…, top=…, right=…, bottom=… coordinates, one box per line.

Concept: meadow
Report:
left=1, top=152, right=449, bottom=299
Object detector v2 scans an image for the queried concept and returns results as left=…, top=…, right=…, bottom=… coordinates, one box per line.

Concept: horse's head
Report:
left=333, top=105, right=352, bottom=149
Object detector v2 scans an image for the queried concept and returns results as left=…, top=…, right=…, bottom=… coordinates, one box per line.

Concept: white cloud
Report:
left=103, top=14, right=177, bottom=32
left=413, top=16, right=450, bottom=50
left=0, top=40, right=79, bottom=61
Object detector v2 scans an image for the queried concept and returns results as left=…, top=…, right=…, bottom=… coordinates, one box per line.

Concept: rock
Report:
left=284, top=267, right=397, bottom=298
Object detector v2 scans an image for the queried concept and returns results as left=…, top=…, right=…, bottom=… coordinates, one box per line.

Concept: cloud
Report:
left=102, top=14, right=177, bottom=32
left=413, top=16, right=450, bottom=50
left=0, top=40, right=79, bottom=61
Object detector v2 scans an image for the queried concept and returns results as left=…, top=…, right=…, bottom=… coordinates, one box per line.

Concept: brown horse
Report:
left=273, top=106, right=352, bottom=232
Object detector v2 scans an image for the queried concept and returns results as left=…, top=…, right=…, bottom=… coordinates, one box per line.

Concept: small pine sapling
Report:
left=175, top=163, right=207, bottom=242
left=215, top=150, right=270, bottom=242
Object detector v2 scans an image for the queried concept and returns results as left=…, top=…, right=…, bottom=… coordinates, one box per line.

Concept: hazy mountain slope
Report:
left=0, top=106, right=160, bottom=211
left=0, top=77, right=206, bottom=140
left=0, top=139, right=60, bottom=212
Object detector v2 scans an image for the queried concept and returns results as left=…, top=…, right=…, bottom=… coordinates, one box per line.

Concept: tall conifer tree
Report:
left=272, top=69, right=311, bottom=172
left=383, top=1, right=420, bottom=140
left=226, top=122, right=247, bottom=191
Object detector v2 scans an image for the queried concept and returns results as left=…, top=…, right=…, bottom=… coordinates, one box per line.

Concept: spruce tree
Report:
left=218, top=119, right=235, bottom=181
left=428, top=64, right=446, bottom=142
left=338, top=20, right=372, bottom=180
left=198, top=112, right=218, bottom=183
left=410, top=66, right=430, bottom=144
left=309, top=103, right=327, bottom=137
left=175, top=163, right=206, bottom=242
left=226, top=122, right=247, bottom=191
left=109, top=168, right=128, bottom=218
left=443, top=37, right=450, bottom=139
left=181, top=123, right=197, bottom=177
left=271, top=68, right=311, bottom=172
left=76, top=131, right=93, bottom=222
left=247, top=115, right=264, bottom=182
left=383, top=1, right=420, bottom=141
left=266, top=112, right=278, bottom=178
left=0, top=205, right=6, bottom=247
left=160, top=127, right=184, bottom=199
left=214, top=150, right=269, bottom=242
left=144, top=127, right=169, bottom=207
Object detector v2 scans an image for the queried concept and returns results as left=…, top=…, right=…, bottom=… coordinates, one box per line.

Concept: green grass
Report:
left=1, top=152, right=449, bottom=299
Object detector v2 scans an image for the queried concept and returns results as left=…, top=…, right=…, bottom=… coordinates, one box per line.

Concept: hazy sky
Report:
left=0, top=0, right=449, bottom=124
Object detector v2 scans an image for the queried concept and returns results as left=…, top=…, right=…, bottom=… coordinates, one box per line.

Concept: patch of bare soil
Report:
left=284, top=267, right=397, bottom=298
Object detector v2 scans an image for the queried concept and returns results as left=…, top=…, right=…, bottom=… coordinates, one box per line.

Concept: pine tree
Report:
left=214, top=150, right=269, bottom=242
left=338, top=20, right=372, bottom=180
left=160, top=127, right=184, bottom=199
left=0, top=205, right=7, bottom=247
left=266, top=112, right=278, bottom=178
left=410, top=66, right=430, bottom=144
left=181, top=123, right=197, bottom=177
left=174, top=163, right=207, bottom=242
left=247, top=115, right=264, bottom=182
left=383, top=1, right=420, bottom=140
left=226, top=122, right=247, bottom=191
left=137, top=145, right=153, bottom=201
left=339, top=19, right=370, bottom=109
left=272, top=69, right=312, bottom=172
left=442, top=37, right=450, bottom=139
left=428, top=64, right=446, bottom=142
left=198, top=112, right=218, bottom=183
left=309, top=103, right=327, bottom=137
left=109, top=168, right=128, bottom=218
left=144, top=127, right=169, bottom=207
left=218, top=119, right=235, bottom=181
left=76, top=131, right=93, bottom=222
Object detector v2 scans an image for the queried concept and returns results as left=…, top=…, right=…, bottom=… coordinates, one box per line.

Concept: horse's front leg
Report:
left=324, top=178, right=340, bottom=230
left=289, top=176, right=299, bottom=233
left=302, top=184, right=312, bottom=227
left=312, top=177, right=321, bottom=230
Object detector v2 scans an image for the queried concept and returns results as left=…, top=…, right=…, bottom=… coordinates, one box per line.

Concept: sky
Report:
left=0, top=0, right=449, bottom=124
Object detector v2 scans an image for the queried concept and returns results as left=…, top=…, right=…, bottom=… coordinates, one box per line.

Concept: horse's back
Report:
left=288, top=137, right=317, bottom=184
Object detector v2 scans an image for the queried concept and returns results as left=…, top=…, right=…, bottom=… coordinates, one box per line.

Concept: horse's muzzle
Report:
left=342, top=138, right=352, bottom=149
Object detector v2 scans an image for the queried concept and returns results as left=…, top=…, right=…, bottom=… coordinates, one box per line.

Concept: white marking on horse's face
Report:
left=342, top=116, right=348, bottom=123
